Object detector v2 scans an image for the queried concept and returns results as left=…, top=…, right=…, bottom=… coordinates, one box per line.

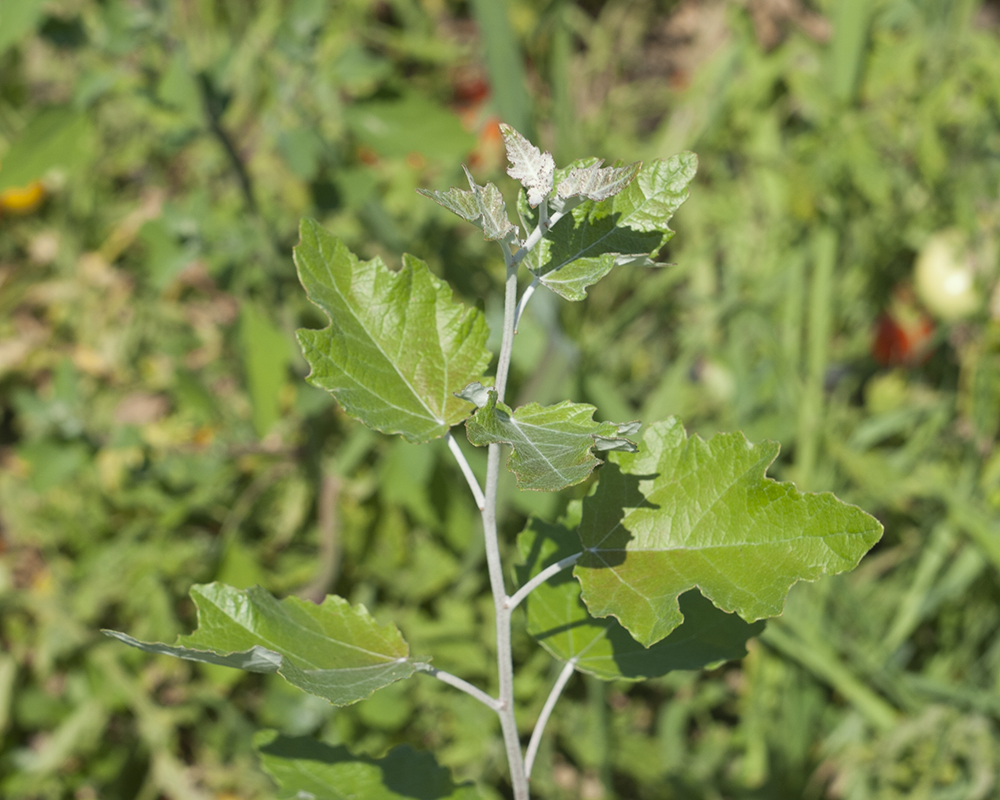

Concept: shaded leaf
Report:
left=104, top=583, right=422, bottom=706
left=500, top=124, right=554, bottom=207
left=417, top=167, right=516, bottom=241
left=295, top=219, right=491, bottom=443
left=575, top=419, right=883, bottom=646
left=464, top=390, right=637, bottom=491
left=516, top=514, right=765, bottom=680
left=522, top=153, right=698, bottom=300
left=254, top=731, right=480, bottom=800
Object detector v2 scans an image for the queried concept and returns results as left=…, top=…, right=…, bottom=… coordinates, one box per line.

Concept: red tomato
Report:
left=872, top=312, right=935, bottom=366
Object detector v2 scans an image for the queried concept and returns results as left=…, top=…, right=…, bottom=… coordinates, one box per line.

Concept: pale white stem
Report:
left=511, top=209, right=566, bottom=268
left=513, top=279, right=539, bottom=334
left=525, top=659, right=577, bottom=779
left=507, top=552, right=581, bottom=612
left=416, top=663, right=502, bottom=711
left=482, top=247, right=530, bottom=799
left=445, top=431, right=485, bottom=510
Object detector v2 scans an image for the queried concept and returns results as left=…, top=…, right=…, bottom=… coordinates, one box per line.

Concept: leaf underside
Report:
left=464, top=390, right=638, bottom=492
left=574, top=418, right=884, bottom=647
left=104, top=583, right=421, bottom=706
left=523, top=152, right=698, bottom=300
left=295, top=219, right=491, bottom=443
left=516, top=515, right=765, bottom=681
left=254, top=732, right=480, bottom=800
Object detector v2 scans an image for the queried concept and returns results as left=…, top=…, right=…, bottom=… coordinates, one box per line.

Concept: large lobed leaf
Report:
left=295, top=219, right=491, bottom=443
left=522, top=152, right=698, bottom=300
left=254, top=732, right=480, bottom=800
left=463, top=388, right=638, bottom=491
left=574, top=419, right=884, bottom=647
left=516, top=514, right=764, bottom=681
left=104, top=583, right=422, bottom=706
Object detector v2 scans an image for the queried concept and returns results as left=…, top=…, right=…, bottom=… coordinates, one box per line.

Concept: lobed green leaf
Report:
left=463, top=388, right=638, bottom=491
left=574, top=418, right=884, bottom=647
left=104, top=583, right=423, bottom=706
left=295, top=219, right=491, bottom=443
left=522, top=152, right=698, bottom=300
left=254, top=731, right=480, bottom=800
left=516, top=514, right=765, bottom=681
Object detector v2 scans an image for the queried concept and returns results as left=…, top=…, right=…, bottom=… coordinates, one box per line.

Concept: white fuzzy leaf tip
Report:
left=500, top=124, right=555, bottom=208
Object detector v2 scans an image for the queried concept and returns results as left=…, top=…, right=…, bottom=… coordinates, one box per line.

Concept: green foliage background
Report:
left=2, top=0, right=1000, bottom=798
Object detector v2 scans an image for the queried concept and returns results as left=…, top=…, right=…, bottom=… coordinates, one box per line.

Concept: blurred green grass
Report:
left=1, top=1, right=1000, bottom=798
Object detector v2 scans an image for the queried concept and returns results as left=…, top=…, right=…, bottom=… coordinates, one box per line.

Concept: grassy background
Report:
left=2, top=0, right=1000, bottom=798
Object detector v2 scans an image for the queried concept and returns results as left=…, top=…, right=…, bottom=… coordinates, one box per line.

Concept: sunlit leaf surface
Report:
left=575, top=419, right=883, bottom=646
left=296, top=219, right=491, bottom=443
left=105, top=583, right=422, bottom=706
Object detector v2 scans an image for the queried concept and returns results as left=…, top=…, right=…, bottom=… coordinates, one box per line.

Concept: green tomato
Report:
left=914, top=230, right=981, bottom=321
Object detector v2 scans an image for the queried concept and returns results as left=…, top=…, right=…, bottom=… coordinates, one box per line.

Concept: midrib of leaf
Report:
left=202, top=595, right=401, bottom=668
left=331, top=254, right=445, bottom=430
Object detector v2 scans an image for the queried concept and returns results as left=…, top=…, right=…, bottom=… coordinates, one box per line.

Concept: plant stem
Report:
left=480, top=251, right=530, bottom=799
left=524, top=658, right=576, bottom=778
left=479, top=214, right=565, bottom=800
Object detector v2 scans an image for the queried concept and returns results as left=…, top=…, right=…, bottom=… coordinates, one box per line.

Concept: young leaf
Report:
left=555, top=160, right=641, bottom=202
left=574, top=418, right=884, bottom=647
left=516, top=515, right=765, bottom=681
left=104, top=583, right=422, bottom=706
left=522, top=153, right=698, bottom=300
left=295, top=219, right=491, bottom=443
left=500, top=124, right=554, bottom=207
left=463, top=388, right=638, bottom=492
left=417, top=166, right=516, bottom=241
left=254, top=732, right=481, bottom=800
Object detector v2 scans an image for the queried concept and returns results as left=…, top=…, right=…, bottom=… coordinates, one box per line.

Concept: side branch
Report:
left=507, top=552, right=581, bottom=612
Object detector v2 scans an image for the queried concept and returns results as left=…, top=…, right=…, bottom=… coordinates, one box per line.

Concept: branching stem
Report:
left=460, top=211, right=567, bottom=800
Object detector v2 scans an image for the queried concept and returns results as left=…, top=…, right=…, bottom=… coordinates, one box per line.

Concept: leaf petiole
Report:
left=445, top=431, right=485, bottom=510
left=524, top=658, right=577, bottom=779
left=415, top=663, right=502, bottom=711
left=507, top=551, right=581, bottom=612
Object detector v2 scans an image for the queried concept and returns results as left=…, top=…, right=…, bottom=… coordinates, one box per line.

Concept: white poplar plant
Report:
left=107, top=127, right=882, bottom=799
